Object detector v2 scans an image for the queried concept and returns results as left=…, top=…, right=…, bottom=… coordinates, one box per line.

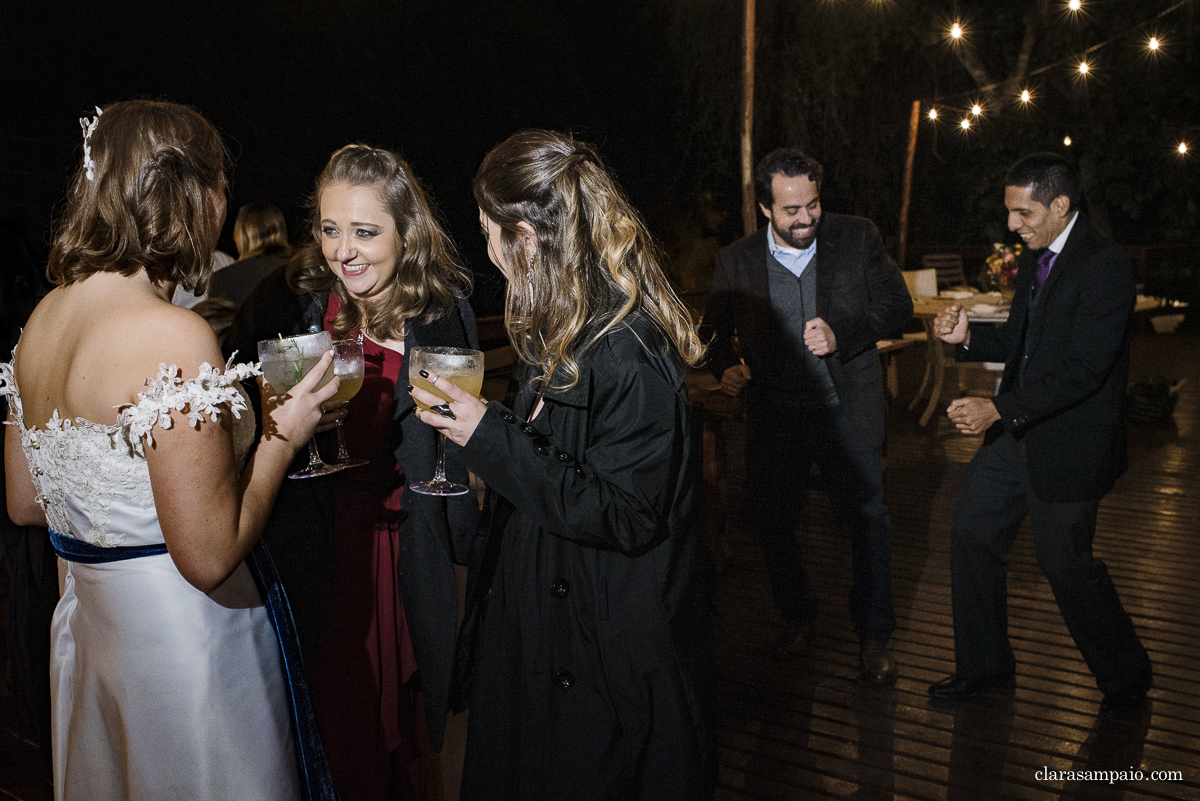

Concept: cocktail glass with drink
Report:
left=257, top=331, right=343, bottom=479
left=330, top=336, right=369, bottom=469
left=408, top=346, right=484, bottom=496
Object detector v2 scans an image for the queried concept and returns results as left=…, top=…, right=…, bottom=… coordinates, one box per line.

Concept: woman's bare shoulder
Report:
left=119, top=302, right=224, bottom=378
left=17, top=286, right=225, bottom=426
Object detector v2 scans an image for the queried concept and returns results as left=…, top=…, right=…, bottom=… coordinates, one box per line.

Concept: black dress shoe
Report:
left=928, top=672, right=1016, bottom=700
left=772, top=620, right=813, bottom=660
left=859, top=638, right=897, bottom=685
left=1100, top=669, right=1153, bottom=719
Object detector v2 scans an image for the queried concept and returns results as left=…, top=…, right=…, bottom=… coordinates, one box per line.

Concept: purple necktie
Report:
left=1032, top=248, right=1056, bottom=295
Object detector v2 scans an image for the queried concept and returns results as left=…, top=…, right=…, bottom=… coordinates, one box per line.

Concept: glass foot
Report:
left=288, top=462, right=347, bottom=479
left=408, top=478, right=470, bottom=496
left=334, top=458, right=370, bottom=469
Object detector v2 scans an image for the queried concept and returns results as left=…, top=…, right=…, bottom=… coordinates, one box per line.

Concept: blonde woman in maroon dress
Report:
left=224, top=144, right=477, bottom=800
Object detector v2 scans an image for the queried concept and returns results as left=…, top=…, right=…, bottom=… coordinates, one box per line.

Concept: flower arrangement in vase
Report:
left=982, top=242, right=1022, bottom=293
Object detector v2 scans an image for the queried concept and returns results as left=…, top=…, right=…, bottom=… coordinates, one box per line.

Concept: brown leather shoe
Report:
left=772, top=620, right=813, bottom=660
left=859, top=638, right=897, bottom=685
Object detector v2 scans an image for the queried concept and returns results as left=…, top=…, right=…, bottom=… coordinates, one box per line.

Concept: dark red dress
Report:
left=309, top=295, right=429, bottom=800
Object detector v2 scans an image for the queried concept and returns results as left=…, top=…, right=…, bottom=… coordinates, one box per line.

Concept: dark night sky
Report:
left=1, top=1, right=677, bottom=316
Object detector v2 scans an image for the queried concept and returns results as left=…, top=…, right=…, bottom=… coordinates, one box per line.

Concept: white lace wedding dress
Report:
left=1, top=357, right=302, bottom=801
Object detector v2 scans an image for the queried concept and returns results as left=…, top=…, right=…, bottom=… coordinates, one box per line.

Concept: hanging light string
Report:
left=929, top=0, right=1191, bottom=109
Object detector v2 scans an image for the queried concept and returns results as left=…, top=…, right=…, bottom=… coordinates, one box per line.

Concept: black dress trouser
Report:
left=950, top=431, right=1151, bottom=695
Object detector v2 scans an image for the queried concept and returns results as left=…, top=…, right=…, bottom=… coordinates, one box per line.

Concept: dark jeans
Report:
left=951, top=432, right=1151, bottom=694
left=747, top=402, right=895, bottom=640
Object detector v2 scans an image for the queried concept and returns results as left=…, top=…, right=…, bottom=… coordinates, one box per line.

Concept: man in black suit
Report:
left=701, top=148, right=913, bottom=683
left=929, top=153, right=1152, bottom=718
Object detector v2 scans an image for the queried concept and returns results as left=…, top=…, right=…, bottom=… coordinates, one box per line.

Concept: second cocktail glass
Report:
left=408, top=346, right=484, bottom=496
left=330, top=336, right=369, bottom=469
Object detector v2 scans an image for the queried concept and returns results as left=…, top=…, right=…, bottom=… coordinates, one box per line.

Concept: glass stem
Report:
left=306, top=436, right=325, bottom=468
left=334, top=419, right=351, bottom=462
left=432, top=432, right=450, bottom=482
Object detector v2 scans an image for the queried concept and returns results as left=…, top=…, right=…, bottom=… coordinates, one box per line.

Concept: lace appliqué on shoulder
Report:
left=119, top=356, right=261, bottom=450
left=0, top=357, right=20, bottom=420
left=2, top=355, right=261, bottom=548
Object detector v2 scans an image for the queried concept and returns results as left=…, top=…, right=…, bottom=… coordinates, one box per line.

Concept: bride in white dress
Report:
left=2, top=100, right=342, bottom=801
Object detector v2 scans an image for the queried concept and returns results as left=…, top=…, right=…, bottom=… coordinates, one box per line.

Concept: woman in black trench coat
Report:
left=412, top=129, right=717, bottom=800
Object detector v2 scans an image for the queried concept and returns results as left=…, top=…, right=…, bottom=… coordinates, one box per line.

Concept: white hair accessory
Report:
left=80, top=106, right=103, bottom=181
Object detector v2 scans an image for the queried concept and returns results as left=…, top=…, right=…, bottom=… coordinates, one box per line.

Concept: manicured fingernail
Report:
left=419, top=370, right=429, bottom=379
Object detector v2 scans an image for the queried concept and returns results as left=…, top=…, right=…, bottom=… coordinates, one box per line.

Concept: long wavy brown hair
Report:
left=473, top=129, right=703, bottom=389
left=47, top=99, right=228, bottom=294
left=287, top=144, right=471, bottom=341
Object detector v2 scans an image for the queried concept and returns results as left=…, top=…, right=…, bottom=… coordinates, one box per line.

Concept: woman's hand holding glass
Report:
left=260, top=350, right=343, bottom=454
left=409, top=370, right=488, bottom=447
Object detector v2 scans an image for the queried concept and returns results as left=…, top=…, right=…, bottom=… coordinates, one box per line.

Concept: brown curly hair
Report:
left=47, top=99, right=228, bottom=295
left=287, top=144, right=471, bottom=341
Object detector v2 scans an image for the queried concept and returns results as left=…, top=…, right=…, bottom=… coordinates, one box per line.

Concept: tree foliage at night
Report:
left=653, top=0, right=1197, bottom=249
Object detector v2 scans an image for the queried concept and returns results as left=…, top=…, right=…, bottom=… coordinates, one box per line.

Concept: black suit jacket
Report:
left=958, top=213, right=1133, bottom=502
left=209, top=253, right=287, bottom=309
left=700, top=214, right=913, bottom=448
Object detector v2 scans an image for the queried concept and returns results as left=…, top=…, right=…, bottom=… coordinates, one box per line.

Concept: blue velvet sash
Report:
left=50, top=530, right=339, bottom=801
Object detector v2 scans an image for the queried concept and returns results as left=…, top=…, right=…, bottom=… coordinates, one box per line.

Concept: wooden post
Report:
left=897, top=99, right=921, bottom=271
left=741, top=0, right=757, bottom=236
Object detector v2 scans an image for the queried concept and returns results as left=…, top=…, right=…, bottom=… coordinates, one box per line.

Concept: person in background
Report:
left=171, top=248, right=234, bottom=308
left=416, top=129, right=716, bottom=800
left=3, top=98, right=338, bottom=801
left=210, top=201, right=292, bottom=308
left=224, top=144, right=477, bottom=800
left=928, top=152, right=1153, bottom=718
left=700, top=147, right=912, bottom=684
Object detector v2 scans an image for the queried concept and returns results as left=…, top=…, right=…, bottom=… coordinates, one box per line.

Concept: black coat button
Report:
left=575, top=466, right=586, bottom=478
left=501, top=410, right=516, bottom=423
left=555, top=670, right=575, bottom=690
left=535, top=445, right=549, bottom=456
left=551, top=579, right=569, bottom=598
left=520, top=423, right=535, bottom=435
left=557, top=452, right=571, bottom=463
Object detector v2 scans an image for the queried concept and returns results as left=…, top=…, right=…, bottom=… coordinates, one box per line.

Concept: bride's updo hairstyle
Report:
left=47, top=100, right=228, bottom=295
left=287, top=144, right=471, bottom=341
left=473, top=129, right=704, bottom=390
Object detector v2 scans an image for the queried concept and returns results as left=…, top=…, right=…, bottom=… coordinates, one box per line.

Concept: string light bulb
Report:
left=971, top=104, right=983, bottom=117
left=1064, top=136, right=1073, bottom=146
left=1078, top=60, right=1090, bottom=75
left=950, top=22, right=963, bottom=40
left=960, top=118, right=971, bottom=130
left=1019, top=89, right=1032, bottom=103
left=1148, top=37, right=1160, bottom=51
left=1179, top=142, right=1189, bottom=155
left=1068, top=0, right=1081, bottom=10
left=928, top=108, right=938, bottom=121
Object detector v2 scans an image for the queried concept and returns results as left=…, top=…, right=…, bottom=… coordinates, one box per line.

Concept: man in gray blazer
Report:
left=701, top=148, right=912, bottom=683
left=929, top=153, right=1152, bottom=717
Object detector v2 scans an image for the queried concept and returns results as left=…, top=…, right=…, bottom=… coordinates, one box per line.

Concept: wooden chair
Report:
left=923, top=253, right=968, bottom=290
left=902, top=268, right=938, bottom=299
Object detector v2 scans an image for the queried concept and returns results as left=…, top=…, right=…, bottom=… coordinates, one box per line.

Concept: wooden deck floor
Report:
left=709, top=327, right=1200, bottom=801
left=0, top=327, right=1197, bottom=800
